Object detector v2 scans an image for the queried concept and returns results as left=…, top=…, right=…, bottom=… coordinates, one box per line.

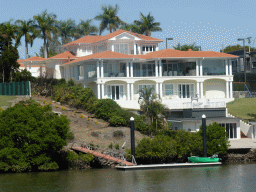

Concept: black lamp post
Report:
left=130, top=117, right=135, bottom=159
left=166, top=38, right=173, bottom=49
left=202, top=114, right=207, bottom=157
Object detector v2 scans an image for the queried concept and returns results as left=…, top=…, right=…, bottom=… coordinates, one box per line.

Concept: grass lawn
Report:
left=227, top=98, right=256, bottom=122
left=0, top=96, right=17, bottom=107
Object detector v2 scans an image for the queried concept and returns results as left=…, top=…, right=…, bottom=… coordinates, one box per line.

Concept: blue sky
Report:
left=1, top=0, right=256, bottom=59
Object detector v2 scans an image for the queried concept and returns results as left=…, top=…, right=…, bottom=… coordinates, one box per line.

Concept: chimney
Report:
left=188, top=49, right=193, bottom=51
left=68, top=56, right=70, bottom=62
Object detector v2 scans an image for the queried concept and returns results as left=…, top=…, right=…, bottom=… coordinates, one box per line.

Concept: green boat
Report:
left=188, top=156, right=220, bottom=163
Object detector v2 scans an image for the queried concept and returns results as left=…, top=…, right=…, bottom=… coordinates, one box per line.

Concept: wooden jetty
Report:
left=115, top=162, right=222, bottom=170
left=72, top=146, right=135, bottom=166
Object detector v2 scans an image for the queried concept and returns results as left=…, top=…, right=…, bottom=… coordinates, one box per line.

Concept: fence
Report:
left=0, top=81, right=30, bottom=96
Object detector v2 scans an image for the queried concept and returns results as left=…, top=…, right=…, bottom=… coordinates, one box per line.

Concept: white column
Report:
left=155, top=60, right=158, bottom=77
left=196, top=59, right=199, bottom=76
left=156, top=83, right=159, bottom=95
left=156, top=45, right=159, bottom=51
left=138, top=45, right=141, bottom=55
left=225, top=59, right=228, bottom=76
left=130, top=62, right=133, bottom=77
left=112, top=44, right=114, bottom=52
left=101, top=60, right=104, bottom=77
left=230, top=81, right=233, bottom=98
left=200, top=82, right=203, bottom=98
left=197, top=82, right=200, bottom=97
left=200, top=60, right=203, bottom=76
left=134, top=42, right=137, bottom=55
left=159, top=83, right=163, bottom=98
left=131, top=83, right=134, bottom=100
left=159, top=60, right=162, bottom=77
left=97, top=84, right=101, bottom=99
left=127, top=83, right=130, bottom=100
left=101, top=84, right=104, bottom=99
left=229, top=59, right=232, bottom=76
left=97, top=61, right=100, bottom=78
left=126, top=62, right=129, bottom=77
left=226, top=81, right=229, bottom=98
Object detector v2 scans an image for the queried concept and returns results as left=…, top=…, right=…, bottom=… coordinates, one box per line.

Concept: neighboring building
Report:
left=18, top=29, right=242, bottom=139
left=18, top=56, right=46, bottom=77
left=227, top=49, right=256, bottom=74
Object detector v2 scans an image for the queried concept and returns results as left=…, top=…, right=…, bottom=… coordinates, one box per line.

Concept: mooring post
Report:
left=130, top=117, right=135, bottom=159
left=202, top=114, right=207, bottom=157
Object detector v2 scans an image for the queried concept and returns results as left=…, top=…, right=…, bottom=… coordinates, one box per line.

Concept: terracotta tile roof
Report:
left=17, top=59, right=25, bottom=63
left=47, top=51, right=77, bottom=59
left=61, top=50, right=137, bottom=66
left=22, top=56, right=46, bottom=61
left=143, top=49, right=239, bottom=59
left=63, top=29, right=163, bottom=47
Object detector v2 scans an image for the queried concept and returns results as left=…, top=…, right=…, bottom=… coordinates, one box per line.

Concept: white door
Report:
left=107, top=85, right=124, bottom=100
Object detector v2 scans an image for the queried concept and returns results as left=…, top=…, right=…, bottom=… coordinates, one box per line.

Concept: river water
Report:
left=1, top=163, right=256, bottom=192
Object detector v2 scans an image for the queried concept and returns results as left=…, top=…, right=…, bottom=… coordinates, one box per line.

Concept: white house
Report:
left=19, top=29, right=242, bottom=139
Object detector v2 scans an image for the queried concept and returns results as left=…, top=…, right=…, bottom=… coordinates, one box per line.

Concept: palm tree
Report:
left=95, top=4, right=124, bottom=35
left=134, top=12, right=162, bottom=36
left=138, top=87, right=166, bottom=131
left=120, top=23, right=141, bottom=33
left=33, top=10, right=58, bottom=58
left=0, top=20, right=20, bottom=47
left=15, top=19, right=40, bottom=59
left=57, top=19, right=75, bottom=45
left=72, top=19, right=98, bottom=40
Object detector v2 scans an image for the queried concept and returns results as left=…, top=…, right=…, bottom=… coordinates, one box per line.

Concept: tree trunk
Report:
left=25, top=41, right=28, bottom=59
left=44, top=36, right=47, bottom=58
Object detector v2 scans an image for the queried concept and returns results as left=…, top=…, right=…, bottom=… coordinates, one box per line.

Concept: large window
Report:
left=86, top=64, right=96, bottom=79
left=219, top=123, right=237, bottom=139
left=162, top=60, right=178, bottom=76
left=164, top=84, right=174, bottom=96
left=138, top=84, right=155, bottom=94
left=106, top=85, right=124, bottom=100
left=133, top=63, right=155, bottom=77
left=104, top=62, right=126, bottom=77
left=114, top=44, right=129, bottom=54
left=178, top=84, right=194, bottom=98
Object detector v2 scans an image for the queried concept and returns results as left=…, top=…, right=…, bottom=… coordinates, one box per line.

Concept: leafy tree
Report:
left=0, top=101, right=70, bottom=172
left=15, top=19, right=40, bottom=59
left=33, top=10, right=58, bottom=58
left=134, top=12, right=162, bottom=36
left=72, top=19, right=98, bottom=40
left=36, top=34, right=61, bottom=58
left=120, top=22, right=141, bottom=33
left=0, top=45, right=19, bottom=82
left=95, top=4, right=124, bottom=35
left=12, top=69, right=35, bottom=82
left=198, top=122, right=230, bottom=156
left=220, top=44, right=256, bottom=53
left=173, top=42, right=200, bottom=51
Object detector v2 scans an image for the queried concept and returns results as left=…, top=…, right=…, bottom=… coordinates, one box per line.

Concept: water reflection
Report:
left=1, top=163, right=256, bottom=192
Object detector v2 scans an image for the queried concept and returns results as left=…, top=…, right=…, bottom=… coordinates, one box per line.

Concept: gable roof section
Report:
left=61, top=50, right=138, bottom=66
left=63, top=29, right=163, bottom=47
left=143, top=49, right=239, bottom=59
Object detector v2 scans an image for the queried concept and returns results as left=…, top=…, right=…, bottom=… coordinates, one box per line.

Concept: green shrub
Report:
left=108, top=143, right=113, bottom=149
left=67, top=132, right=75, bottom=140
left=0, top=101, right=70, bottom=172
left=38, top=162, right=59, bottom=171
left=113, top=130, right=124, bottom=138
left=109, top=116, right=126, bottom=126
left=134, top=115, right=150, bottom=134
left=114, top=144, right=120, bottom=150
left=94, top=99, right=121, bottom=120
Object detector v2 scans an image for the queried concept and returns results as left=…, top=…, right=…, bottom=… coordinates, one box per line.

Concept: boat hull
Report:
left=188, top=156, right=219, bottom=163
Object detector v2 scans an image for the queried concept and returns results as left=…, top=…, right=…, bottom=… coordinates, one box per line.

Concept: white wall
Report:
left=204, top=79, right=225, bottom=98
